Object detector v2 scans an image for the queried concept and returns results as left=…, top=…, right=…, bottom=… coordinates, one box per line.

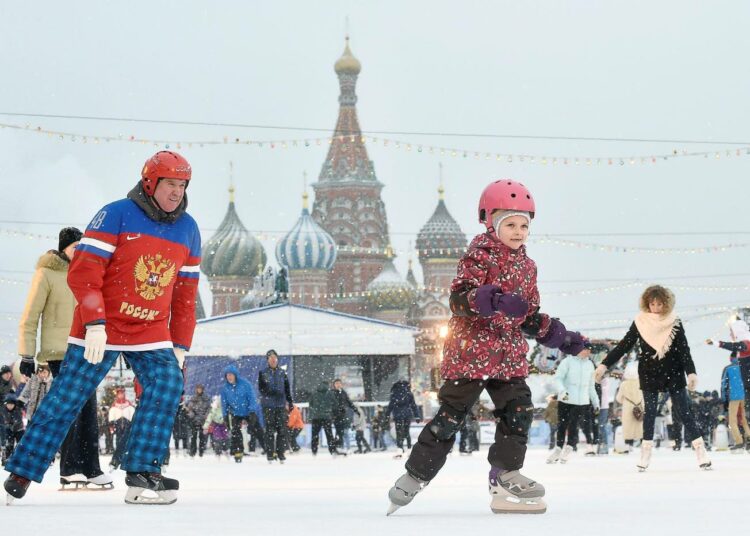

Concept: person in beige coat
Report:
left=17, top=227, right=111, bottom=487
left=615, top=362, right=644, bottom=448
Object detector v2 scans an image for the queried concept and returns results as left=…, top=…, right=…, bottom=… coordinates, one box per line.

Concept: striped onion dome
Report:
left=276, top=191, right=337, bottom=271
left=366, top=254, right=417, bottom=311
left=201, top=185, right=266, bottom=278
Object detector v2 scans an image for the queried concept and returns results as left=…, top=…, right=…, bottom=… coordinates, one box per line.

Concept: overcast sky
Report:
left=1, top=1, right=749, bottom=388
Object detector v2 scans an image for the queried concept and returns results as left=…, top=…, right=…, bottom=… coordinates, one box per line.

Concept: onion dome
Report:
left=334, top=36, right=361, bottom=75
left=276, top=191, right=337, bottom=271
left=416, top=184, right=467, bottom=260
left=201, top=185, right=266, bottom=278
left=366, top=248, right=417, bottom=311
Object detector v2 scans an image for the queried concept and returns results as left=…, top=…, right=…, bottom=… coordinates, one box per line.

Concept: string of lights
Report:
left=2, top=120, right=748, bottom=165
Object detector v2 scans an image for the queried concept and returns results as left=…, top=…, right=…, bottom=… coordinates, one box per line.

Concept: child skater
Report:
left=387, top=179, right=587, bottom=515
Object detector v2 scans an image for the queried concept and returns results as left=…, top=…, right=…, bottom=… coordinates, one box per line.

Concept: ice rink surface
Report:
left=3, top=447, right=748, bottom=535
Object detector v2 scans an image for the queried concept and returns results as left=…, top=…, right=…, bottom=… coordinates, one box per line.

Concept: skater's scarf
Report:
left=634, top=312, right=679, bottom=359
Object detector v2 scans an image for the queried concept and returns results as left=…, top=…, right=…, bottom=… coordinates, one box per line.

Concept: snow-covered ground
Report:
left=3, top=447, right=747, bottom=534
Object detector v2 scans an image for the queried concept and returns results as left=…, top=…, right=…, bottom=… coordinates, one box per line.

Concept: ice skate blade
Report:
left=6, top=494, right=15, bottom=506
left=637, top=466, right=647, bottom=472
left=124, top=487, right=177, bottom=505
left=386, top=503, right=400, bottom=516
left=700, top=463, right=712, bottom=471
left=491, top=496, right=547, bottom=514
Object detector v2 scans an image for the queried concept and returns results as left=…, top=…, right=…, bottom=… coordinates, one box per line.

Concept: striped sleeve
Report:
left=170, top=222, right=201, bottom=350
left=67, top=205, right=121, bottom=326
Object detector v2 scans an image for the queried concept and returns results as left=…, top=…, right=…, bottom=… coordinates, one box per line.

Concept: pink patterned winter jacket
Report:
left=440, top=233, right=551, bottom=380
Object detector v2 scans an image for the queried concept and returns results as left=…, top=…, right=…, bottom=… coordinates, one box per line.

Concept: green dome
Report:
left=366, top=260, right=417, bottom=311
left=201, top=199, right=266, bottom=278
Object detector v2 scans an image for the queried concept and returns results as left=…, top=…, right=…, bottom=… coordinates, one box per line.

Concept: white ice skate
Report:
left=546, top=446, right=562, bottom=464
left=559, top=445, right=574, bottom=464
left=386, top=472, right=428, bottom=516
left=637, top=440, right=653, bottom=472
left=489, top=469, right=546, bottom=514
left=87, top=473, right=114, bottom=490
left=584, top=443, right=596, bottom=457
left=124, top=472, right=178, bottom=505
left=692, top=437, right=712, bottom=470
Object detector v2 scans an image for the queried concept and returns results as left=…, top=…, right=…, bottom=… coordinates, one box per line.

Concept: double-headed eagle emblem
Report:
left=134, top=254, right=176, bottom=301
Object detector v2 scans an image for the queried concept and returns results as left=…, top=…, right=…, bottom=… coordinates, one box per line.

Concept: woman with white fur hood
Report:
left=595, top=285, right=710, bottom=472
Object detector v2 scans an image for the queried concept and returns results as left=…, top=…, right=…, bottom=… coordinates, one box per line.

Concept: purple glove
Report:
left=537, top=318, right=566, bottom=348
left=474, top=285, right=529, bottom=318
left=491, top=293, right=529, bottom=318
left=559, top=332, right=587, bottom=355
left=475, top=285, right=503, bottom=317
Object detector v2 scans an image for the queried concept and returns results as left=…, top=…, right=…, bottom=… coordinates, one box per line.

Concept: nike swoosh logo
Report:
left=126, top=234, right=141, bottom=241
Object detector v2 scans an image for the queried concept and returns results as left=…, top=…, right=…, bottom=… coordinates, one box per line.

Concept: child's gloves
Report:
left=475, top=285, right=528, bottom=318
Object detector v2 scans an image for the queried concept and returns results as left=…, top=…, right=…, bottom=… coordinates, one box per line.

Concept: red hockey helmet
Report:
left=478, top=179, right=535, bottom=231
left=141, top=151, right=192, bottom=196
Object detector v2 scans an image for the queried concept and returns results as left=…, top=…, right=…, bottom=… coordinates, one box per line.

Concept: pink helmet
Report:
left=478, top=179, right=536, bottom=232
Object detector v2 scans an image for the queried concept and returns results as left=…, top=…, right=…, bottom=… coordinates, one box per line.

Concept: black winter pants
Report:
left=740, top=358, right=750, bottom=420
left=227, top=413, right=248, bottom=456
left=189, top=422, right=207, bottom=456
left=556, top=402, right=589, bottom=448
left=310, top=418, right=335, bottom=454
left=263, top=407, right=288, bottom=459
left=394, top=419, right=411, bottom=449
left=643, top=389, right=702, bottom=442
left=355, top=430, right=370, bottom=452
left=48, top=360, right=103, bottom=477
left=405, top=378, right=532, bottom=482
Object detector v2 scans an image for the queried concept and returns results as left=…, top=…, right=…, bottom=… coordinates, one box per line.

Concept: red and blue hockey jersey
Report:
left=68, top=197, right=201, bottom=351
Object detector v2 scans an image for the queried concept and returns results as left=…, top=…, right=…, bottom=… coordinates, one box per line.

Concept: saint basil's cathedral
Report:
left=200, top=38, right=467, bottom=393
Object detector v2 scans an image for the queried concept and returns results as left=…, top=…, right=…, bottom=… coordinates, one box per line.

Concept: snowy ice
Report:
left=4, top=447, right=747, bottom=534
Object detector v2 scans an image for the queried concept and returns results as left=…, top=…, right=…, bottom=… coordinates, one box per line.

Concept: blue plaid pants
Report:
left=5, top=344, right=183, bottom=482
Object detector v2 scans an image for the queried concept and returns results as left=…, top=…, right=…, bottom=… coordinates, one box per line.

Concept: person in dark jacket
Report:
left=1, top=394, right=25, bottom=465
left=371, top=405, right=388, bottom=451
left=596, top=285, right=710, bottom=471
left=220, top=364, right=261, bottom=463
left=385, top=380, right=421, bottom=451
left=97, top=406, right=113, bottom=455
left=172, top=401, right=191, bottom=454
left=331, top=378, right=357, bottom=451
left=0, top=365, right=16, bottom=399
left=258, top=350, right=294, bottom=463
left=308, top=382, right=338, bottom=456
left=185, top=384, right=211, bottom=457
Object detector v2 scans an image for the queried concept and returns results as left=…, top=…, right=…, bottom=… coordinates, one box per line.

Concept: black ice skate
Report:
left=386, top=472, right=429, bottom=516
left=488, top=467, right=546, bottom=514
left=60, top=474, right=89, bottom=491
left=4, top=473, right=31, bottom=504
left=124, top=472, right=179, bottom=505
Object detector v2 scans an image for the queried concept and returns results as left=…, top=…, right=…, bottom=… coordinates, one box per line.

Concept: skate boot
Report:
left=4, top=473, right=30, bottom=504
left=730, top=444, right=745, bottom=454
left=386, top=472, right=429, bottom=515
left=87, top=473, right=114, bottom=490
left=488, top=468, right=546, bottom=514
left=691, top=437, right=712, bottom=470
left=60, top=474, right=88, bottom=491
left=546, top=446, right=562, bottom=464
left=637, top=440, right=653, bottom=472
left=559, top=444, right=574, bottom=464
left=124, top=472, right=179, bottom=505
left=584, top=443, right=596, bottom=457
